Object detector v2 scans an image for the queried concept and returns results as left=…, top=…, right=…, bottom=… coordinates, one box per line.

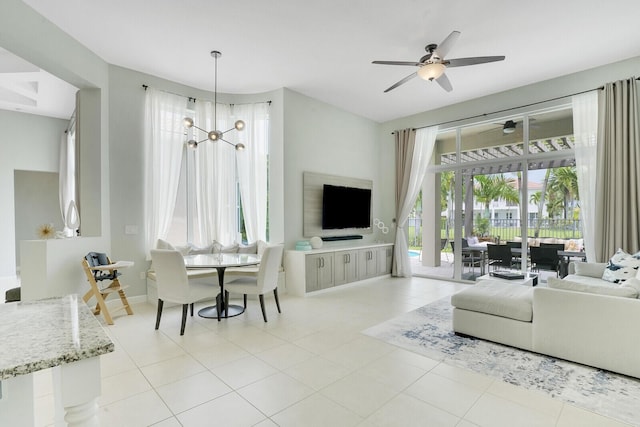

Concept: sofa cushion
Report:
left=573, top=262, right=607, bottom=278
left=548, top=277, right=638, bottom=298
left=451, top=281, right=533, bottom=322
left=602, top=248, right=640, bottom=284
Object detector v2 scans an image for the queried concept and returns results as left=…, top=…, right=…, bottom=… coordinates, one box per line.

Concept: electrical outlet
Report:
left=139, top=272, right=146, bottom=280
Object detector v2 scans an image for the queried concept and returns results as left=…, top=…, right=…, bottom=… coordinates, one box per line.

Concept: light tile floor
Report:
left=30, top=276, right=633, bottom=426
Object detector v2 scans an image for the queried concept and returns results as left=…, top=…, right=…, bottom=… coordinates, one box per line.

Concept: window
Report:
left=164, top=104, right=270, bottom=247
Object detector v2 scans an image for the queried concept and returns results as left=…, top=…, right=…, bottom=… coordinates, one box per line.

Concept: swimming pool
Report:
left=408, top=250, right=420, bottom=258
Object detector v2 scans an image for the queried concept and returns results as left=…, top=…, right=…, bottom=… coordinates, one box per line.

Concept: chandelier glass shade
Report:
left=184, top=50, right=245, bottom=151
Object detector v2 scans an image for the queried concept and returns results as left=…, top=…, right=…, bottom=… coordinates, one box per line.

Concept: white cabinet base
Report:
left=285, top=243, right=393, bottom=296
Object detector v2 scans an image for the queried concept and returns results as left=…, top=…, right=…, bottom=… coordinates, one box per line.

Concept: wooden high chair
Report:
left=81, top=252, right=134, bottom=325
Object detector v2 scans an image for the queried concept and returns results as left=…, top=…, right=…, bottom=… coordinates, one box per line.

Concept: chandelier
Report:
left=184, top=50, right=245, bottom=150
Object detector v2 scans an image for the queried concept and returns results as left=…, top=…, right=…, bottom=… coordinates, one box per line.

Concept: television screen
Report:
left=322, top=184, right=371, bottom=230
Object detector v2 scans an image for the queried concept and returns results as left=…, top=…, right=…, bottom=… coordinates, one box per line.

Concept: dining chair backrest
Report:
left=487, top=244, right=512, bottom=265
left=256, top=245, right=284, bottom=293
left=506, top=241, right=521, bottom=249
left=150, top=249, right=192, bottom=303
left=540, top=243, right=565, bottom=252
left=530, top=245, right=560, bottom=270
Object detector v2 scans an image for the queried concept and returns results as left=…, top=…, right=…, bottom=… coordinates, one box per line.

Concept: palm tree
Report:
left=534, top=168, right=552, bottom=237
left=548, top=166, right=578, bottom=219
left=440, top=171, right=454, bottom=238
left=474, top=174, right=519, bottom=219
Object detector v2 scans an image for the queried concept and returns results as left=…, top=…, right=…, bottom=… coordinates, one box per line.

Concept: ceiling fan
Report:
left=372, top=30, right=505, bottom=93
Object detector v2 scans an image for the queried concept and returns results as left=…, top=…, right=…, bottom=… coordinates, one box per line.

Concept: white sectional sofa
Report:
left=452, top=262, right=640, bottom=378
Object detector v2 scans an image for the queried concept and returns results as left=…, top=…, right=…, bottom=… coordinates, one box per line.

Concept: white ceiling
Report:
left=10, top=0, right=640, bottom=122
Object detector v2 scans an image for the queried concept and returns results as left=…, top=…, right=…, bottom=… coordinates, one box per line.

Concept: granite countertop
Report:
left=0, top=295, right=114, bottom=380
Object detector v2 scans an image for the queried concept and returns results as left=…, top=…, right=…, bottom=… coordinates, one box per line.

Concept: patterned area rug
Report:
left=363, top=297, right=640, bottom=426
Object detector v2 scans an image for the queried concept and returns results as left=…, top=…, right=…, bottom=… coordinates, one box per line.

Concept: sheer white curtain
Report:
left=393, top=126, right=438, bottom=277
left=59, top=118, right=79, bottom=237
left=143, top=88, right=186, bottom=255
left=572, top=91, right=599, bottom=262
left=193, top=100, right=238, bottom=246
left=235, top=103, right=270, bottom=242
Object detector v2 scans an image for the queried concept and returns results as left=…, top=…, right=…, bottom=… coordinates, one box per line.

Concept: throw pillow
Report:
left=547, top=277, right=638, bottom=298
left=238, top=242, right=258, bottom=254
left=573, top=262, right=607, bottom=278
left=188, top=243, right=215, bottom=254
left=602, top=248, right=640, bottom=284
left=212, top=241, right=239, bottom=253
left=155, top=238, right=175, bottom=250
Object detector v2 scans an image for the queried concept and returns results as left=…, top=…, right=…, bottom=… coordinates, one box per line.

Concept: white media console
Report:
left=284, top=242, right=394, bottom=296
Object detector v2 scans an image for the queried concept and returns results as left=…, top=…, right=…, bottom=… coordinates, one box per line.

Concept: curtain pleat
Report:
left=595, top=78, right=640, bottom=260
left=235, top=103, right=270, bottom=243
left=143, top=89, right=186, bottom=256
left=393, top=126, right=438, bottom=277
left=194, top=101, right=237, bottom=246
left=572, top=91, right=598, bottom=262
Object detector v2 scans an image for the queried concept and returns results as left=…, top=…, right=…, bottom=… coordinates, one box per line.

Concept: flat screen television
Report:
left=322, top=184, right=371, bottom=230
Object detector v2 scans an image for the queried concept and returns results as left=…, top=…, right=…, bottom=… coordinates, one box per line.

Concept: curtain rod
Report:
left=141, top=84, right=271, bottom=106
left=403, top=76, right=639, bottom=133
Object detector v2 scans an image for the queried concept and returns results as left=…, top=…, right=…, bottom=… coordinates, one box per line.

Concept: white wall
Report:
left=0, top=110, right=68, bottom=278
left=281, top=89, right=383, bottom=250
left=14, top=170, right=63, bottom=265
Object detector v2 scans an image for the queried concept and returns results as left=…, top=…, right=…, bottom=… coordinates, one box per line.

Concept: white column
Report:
left=53, top=356, right=102, bottom=427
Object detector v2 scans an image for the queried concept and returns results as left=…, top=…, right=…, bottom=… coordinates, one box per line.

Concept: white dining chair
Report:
left=150, top=249, right=216, bottom=335
left=224, top=245, right=284, bottom=322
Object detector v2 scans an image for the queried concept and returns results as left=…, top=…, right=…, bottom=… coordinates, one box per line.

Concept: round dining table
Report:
left=183, top=253, right=260, bottom=320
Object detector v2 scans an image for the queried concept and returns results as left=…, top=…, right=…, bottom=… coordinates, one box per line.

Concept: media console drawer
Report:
left=285, top=243, right=393, bottom=296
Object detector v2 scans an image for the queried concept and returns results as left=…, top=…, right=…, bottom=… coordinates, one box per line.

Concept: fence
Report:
left=407, top=215, right=582, bottom=247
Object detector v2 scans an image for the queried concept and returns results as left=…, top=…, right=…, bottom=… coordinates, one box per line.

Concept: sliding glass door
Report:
left=412, top=107, right=582, bottom=282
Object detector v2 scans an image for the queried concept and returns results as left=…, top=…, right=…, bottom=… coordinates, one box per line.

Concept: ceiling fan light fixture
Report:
left=417, top=63, right=446, bottom=81
left=502, top=120, right=517, bottom=134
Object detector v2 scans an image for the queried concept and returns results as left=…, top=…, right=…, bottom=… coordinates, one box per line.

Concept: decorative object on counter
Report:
left=295, top=240, right=312, bottom=251
left=373, top=218, right=389, bottom=234
left=309, top=236, right=323, bottom=249
left=37, top=223, right=56, bottom=239
left=63, top=199, right=80, bottom=237
left=373, top=218, right=390, bottom=243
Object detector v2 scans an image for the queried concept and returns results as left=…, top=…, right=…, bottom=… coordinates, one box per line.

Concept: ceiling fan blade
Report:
left=383, top=72, right=418, bottom=92
left=372, top=60, right=422, bottom=66
left=436, top=73, right=453, bottom=92
left=434, top=30, right=461, bottom=59
left=445, top=56, right=505, bottom=67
